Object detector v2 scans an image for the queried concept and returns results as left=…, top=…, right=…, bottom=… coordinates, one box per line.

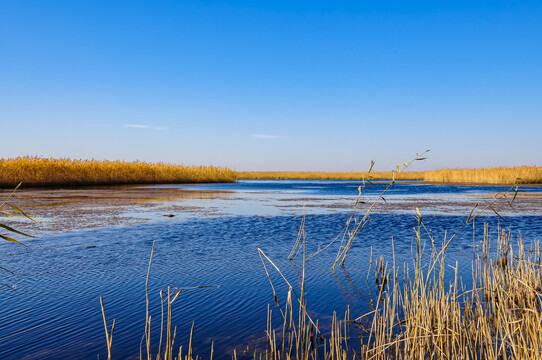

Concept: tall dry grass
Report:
left=4, top=158, right=541, bottom=186
left=424, top=166, right=542, bottom=184
left=239, top=171, right=425, bottom=181
left=258, top=224, right=542, bottom=360
left=0, top=157, right=237, bottom=187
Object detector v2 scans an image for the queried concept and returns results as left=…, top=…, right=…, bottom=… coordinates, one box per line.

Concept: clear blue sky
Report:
left=1, top=1, right=541, bottom=171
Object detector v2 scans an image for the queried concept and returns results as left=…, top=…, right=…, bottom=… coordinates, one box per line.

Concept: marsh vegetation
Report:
left=2, top=157, right=541, bottom=188
left=424, top=166, right=542, bottom=185
left=257, top=224, right=542, bottom=360
left=0, top=157, right=237, bottom=187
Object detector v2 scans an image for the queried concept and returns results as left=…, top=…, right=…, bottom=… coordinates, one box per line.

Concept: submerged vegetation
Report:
left=241, top=166, right=542, bottom=185
left=0, top=157, right=237, bottom=187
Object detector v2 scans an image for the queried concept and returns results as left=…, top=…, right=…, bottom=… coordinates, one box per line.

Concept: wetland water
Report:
left=1, top=180, right=542, bottom=359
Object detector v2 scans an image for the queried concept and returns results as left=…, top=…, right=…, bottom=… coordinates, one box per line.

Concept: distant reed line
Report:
left=424, top=166, right=542, bottom=184
left=240, top=166, right=542, bottom=185
left=0, top=157, right=237, bottom=187
left=239, top=171, right=425, bottom=180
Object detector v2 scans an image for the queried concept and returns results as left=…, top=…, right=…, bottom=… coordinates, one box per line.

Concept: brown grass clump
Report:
left=0, top=157, right=237, bottom=188
left=424, top=166, right=542, bottom=185
left=239, top=171, right=425, bottom=181
left=258, top=224, right=542, bottom=360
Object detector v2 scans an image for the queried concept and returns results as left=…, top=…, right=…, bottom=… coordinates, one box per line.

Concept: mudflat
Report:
left=3, top=182, right=542, bottom=235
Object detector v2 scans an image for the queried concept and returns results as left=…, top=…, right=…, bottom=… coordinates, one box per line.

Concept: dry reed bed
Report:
left=0, top=157, right=237, bottom=187
left=424, top=166, right=542, bottom=185
left=3, top=158, right=541, bottom=186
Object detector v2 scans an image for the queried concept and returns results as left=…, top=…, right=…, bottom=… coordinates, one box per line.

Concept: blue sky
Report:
left=1, top=1, right=541, bottom=171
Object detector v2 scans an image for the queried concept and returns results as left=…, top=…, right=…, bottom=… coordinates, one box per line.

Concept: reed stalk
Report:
left=100, top=297, right=116, bottom=360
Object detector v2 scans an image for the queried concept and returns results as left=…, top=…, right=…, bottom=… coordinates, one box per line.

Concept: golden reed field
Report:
left=241, top=166, right=542, bottom=185
left=424, top=166, right=542, bottom=184
left=0, top=157, right=237, bottom=187
left=1, top=158, right=541, bottom=187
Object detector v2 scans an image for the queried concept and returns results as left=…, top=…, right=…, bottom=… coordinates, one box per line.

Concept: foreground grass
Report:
left=261, top=227, right=542, bottom=360
left=0, top=157, right=237, bottom=187
left=241, top=166, right=542, bottom=185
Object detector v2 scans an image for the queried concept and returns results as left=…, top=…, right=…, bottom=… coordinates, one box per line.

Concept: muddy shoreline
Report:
left=1, top=186, right=234, bottom=234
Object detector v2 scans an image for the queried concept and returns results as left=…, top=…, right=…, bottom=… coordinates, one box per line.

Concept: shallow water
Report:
left=1, top=180, right=542, bottom=359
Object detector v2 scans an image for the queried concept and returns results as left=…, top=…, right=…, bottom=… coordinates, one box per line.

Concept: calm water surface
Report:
left=1, top=180, right=542, bottom=359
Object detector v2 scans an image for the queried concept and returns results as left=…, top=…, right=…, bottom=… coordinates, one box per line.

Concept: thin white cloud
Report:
left=250, top=134, right=281, bottom=139
left=125, top=124, right=167, bottom=130
left=126, top=124, right=149, bottom=128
